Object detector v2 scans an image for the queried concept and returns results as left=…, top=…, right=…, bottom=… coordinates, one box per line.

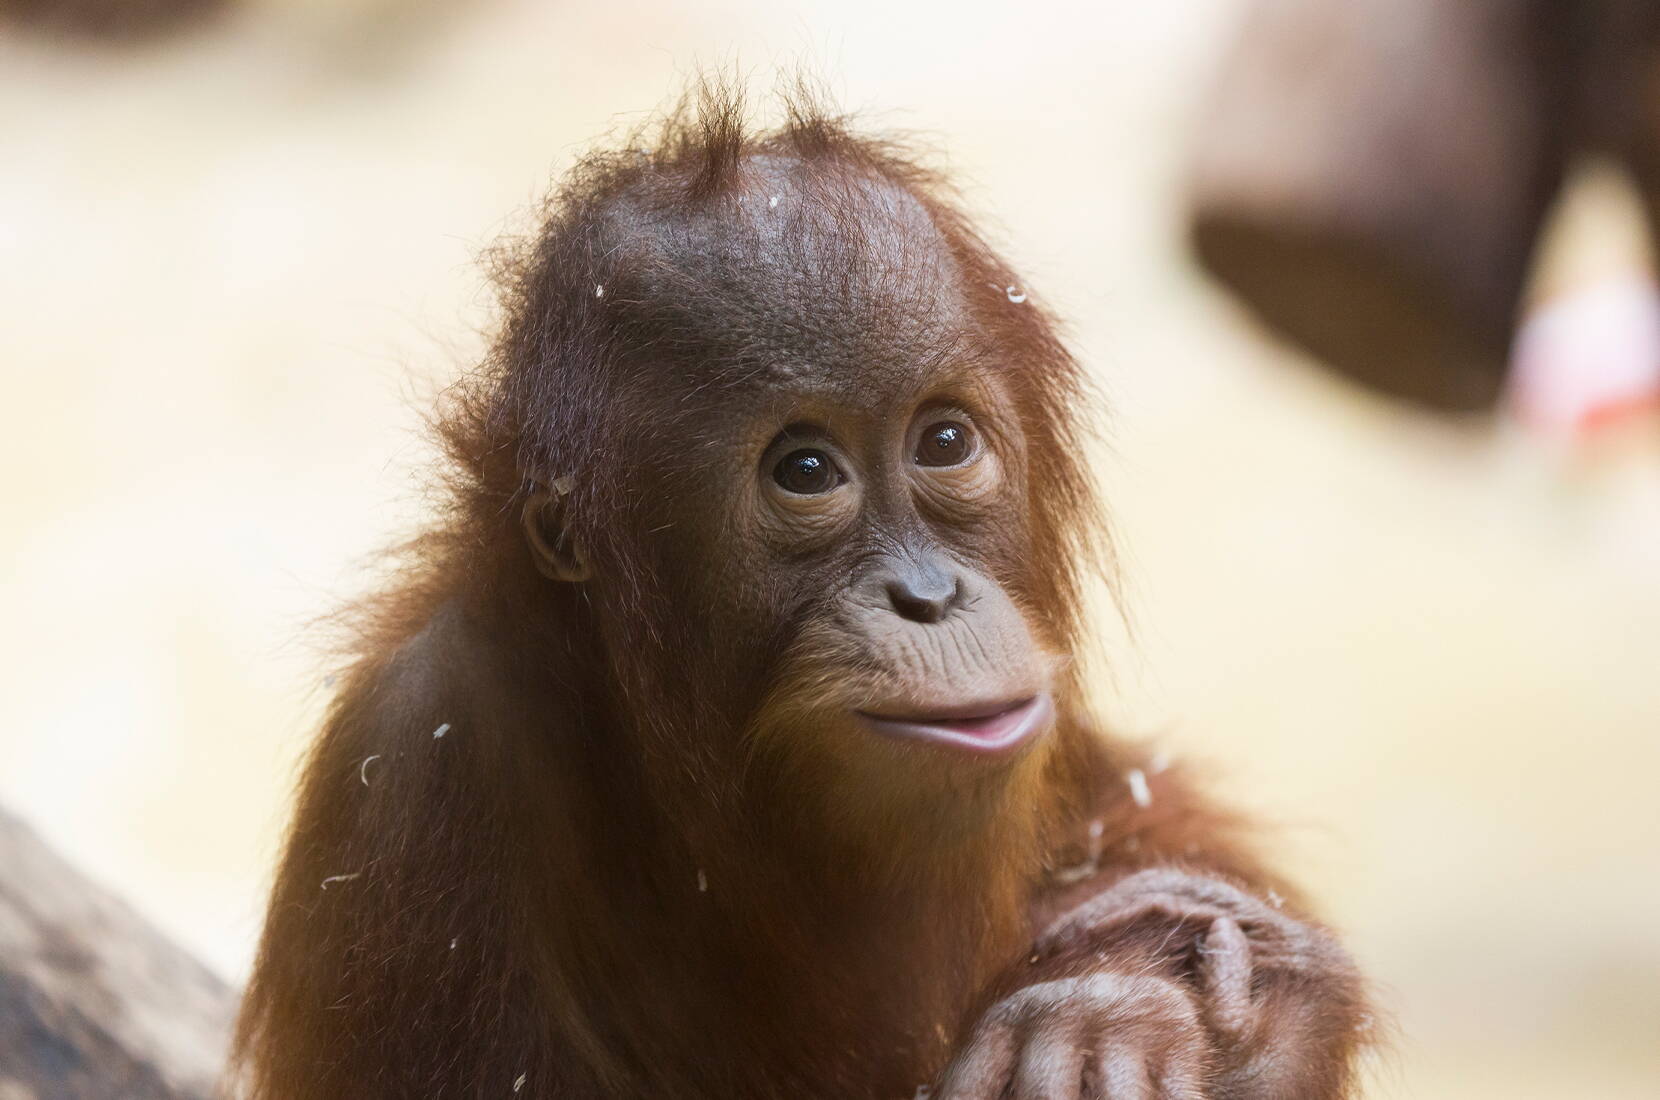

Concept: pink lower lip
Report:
left=857, top=694, right=1051, bottom=755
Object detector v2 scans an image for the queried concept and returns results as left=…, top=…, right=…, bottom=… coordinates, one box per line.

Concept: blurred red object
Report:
left=1509, top=278, right=1660, bottom=438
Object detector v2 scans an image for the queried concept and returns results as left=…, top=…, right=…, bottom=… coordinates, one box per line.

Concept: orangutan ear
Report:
left=521, top=478, right=591, bottom=582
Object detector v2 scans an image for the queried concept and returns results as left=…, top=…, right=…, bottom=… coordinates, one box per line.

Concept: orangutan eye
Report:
left=773, top=449, right=841, bottom=495
left=914, top=421, right=972, bottom=467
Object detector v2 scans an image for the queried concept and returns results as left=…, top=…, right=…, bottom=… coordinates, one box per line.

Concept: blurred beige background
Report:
left=2, top=1, right=1657, bottom=1096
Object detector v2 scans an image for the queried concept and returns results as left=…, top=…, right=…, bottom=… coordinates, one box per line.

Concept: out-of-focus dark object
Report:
left=0, top=806, right=233, bottom=1100
left=0, top=0, right=229, bottom=43
left=1579, top=2, right=1660, bottom=251
left=1188, top=0, right=1660, bottom=413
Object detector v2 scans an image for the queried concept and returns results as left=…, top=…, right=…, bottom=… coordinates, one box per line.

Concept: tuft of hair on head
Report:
left=650, top=69, right=894, bottom=204
left=675, top=73, right=747, bottom=201
left=687, top=73, right=747, bottom=199
left=777, top=72, right=860, bottom=161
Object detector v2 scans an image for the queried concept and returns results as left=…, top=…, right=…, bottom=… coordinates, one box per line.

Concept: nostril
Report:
left=885, top=574, right=960, bottom=624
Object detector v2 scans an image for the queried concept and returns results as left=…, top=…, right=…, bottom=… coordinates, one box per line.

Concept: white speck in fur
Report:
left=595, top=284, right=604, bottom=298
left=1004, top=285, right=1027, bottom=304
left=450, top=937, right=458, bottom=950
left=1085, top=818, right=1104, bottom=861
left=769, top=195, right=779, bottom=209
left=1126, top=767, right=1152, bottom=808
left=513, top=1072, right=527, bottom=1092
left=551, top=475, right=575, bottom=497
left=320, top=873, right=360, bottom=890
left=1053, top=819, right=1106, bottom=885
left=432, top=723, right=451, bottom=739
left=359, top=755, right=381, bottom=786
left=697, top=869, right=708, bottom=893
left=1267, top=889, right=1285, bottom=909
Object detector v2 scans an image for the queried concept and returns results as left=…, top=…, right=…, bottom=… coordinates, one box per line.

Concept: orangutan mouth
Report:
left=857, top=694, right=1051, bottom=754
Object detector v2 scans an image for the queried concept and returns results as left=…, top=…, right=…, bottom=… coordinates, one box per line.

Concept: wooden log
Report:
left=0, top=807, right=234, bottom=1100
left=1187, top=0, right=1572, bottom=410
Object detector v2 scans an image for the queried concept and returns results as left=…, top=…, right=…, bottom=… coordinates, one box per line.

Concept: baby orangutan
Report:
left=233, top=85, right=1372, bottom=1099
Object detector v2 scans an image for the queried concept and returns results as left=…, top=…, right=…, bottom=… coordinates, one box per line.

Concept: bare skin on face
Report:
left=232, top=85, right=1375, bottom=1100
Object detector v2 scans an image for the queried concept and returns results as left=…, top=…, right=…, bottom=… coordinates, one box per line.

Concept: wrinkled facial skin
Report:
left=714, top=370, right=1056, bottom=768
left=597, top=165, right=1059, bottom=786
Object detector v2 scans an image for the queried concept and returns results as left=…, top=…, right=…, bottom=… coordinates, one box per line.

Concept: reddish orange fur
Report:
left=230, top=81, right=1371, bottom=1099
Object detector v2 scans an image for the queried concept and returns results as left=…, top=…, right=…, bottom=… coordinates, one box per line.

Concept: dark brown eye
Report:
left=914, top=421, right=972, bottom=467
left=773, top=449, right=840, bottom=494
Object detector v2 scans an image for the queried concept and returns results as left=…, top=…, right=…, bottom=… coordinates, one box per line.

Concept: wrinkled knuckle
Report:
left=981, top=1000, right=1022, bottom=1030
left=1117, top=867, right=1185, bottom=895
left=1156, top=990, right=1204, bottom=1029
left=986, top=986, right=1043, bottom=1026
left=1104, top=974, right=1201, bottom=1028
left=1035, top=913, right=1090, bottom=952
